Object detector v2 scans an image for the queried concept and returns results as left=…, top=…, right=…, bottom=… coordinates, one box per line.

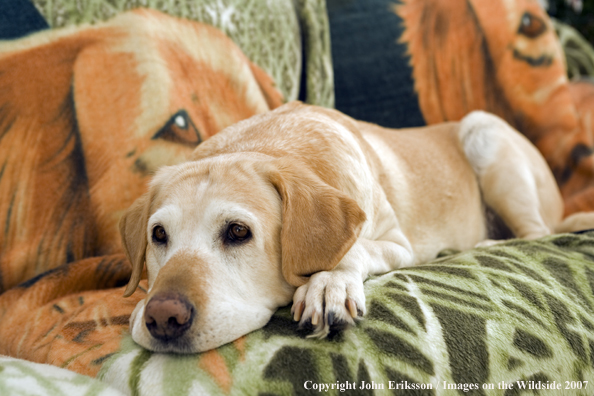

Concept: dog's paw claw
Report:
left=346, top=299, right=358, bottom=318
left=291, top=301, right=304, bottom=322
left=292, top=271, right=365, bottom=338
left=311, top=311, right=321, bottom=326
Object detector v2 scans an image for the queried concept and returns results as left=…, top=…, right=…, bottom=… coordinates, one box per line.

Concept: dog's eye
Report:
left=226, top=223, right=251, bottom=243
left=152, top=225, right=168, bottom=245
left=152, top=110, right=202, bottom=147
left=518, top=12, right=546, bottom=39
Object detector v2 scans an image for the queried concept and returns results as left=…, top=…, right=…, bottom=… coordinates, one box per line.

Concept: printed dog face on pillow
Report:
left=0, top=9, right=282, bottom=292
left=396, top=0, right=570, bottom=136
left=395, top=0, right=594, bottom=212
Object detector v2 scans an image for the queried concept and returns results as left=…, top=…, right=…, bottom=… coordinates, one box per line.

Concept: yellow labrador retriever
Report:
left=120, top=102, right=593, bottom=353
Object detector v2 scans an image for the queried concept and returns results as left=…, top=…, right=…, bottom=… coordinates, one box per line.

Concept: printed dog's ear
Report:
left=119, top=193, right=151, bottom=297
left=267, top=159, right=366, bottom=287
left=0, top=31, right=101, bottom=291
left=248, top=61, right=284, bottom=110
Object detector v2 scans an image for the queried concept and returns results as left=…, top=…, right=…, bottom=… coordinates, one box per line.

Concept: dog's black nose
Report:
left=144, top=292, right=194, bottom=341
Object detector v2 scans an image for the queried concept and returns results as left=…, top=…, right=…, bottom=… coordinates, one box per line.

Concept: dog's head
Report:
left=119, top=148, right=365, bottom=352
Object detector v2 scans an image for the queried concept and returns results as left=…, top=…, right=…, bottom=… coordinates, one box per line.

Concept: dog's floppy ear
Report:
left=248, top=61, right=284, bottom=110
left=267, top=159, right=366, bottom=287
left=119, top=193, right=151, bottom=297
left=395, top=0, right=508, bottom=124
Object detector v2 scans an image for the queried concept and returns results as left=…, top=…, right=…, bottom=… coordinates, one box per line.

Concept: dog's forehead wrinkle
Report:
left=149, top=204, right=180, bottom=226
left=161, top=162, right=210, bottom=188
left=248, top=111, right=340, bottom=140
left=196, top=159, right=282, bottom=218
left=160, top=155, right=269, bottom=192
left=198, top=109, right=350, bottom=159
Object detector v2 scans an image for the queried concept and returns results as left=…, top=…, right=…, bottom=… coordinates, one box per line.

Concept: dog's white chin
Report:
left=128, top=299, right=275, bottom=353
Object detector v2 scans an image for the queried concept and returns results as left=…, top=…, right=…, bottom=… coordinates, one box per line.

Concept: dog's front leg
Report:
left=291, top=237, right=414, bottom=337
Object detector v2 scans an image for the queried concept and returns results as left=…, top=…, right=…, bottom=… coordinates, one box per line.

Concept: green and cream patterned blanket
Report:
left=0, top=356, right=124, bottom=396
left=96, top=231, right=594, bottom=396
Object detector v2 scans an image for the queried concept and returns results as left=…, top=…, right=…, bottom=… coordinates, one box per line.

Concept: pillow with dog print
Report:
left=329, top=0, right=594, bottom=217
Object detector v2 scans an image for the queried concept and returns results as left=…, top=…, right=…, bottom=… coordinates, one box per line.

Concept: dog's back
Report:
left=192, top=102, right=488, bottom=261
left=358, top=120, right=487, bottom=260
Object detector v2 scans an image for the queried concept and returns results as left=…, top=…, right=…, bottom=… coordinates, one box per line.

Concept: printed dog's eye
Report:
left=152, top=225, right=168, bottom=245
left=152, top=110, right=202, bottom=147
left=518, top=12, right=546, bottom=39
left=226, top=223, right=251, bottom=243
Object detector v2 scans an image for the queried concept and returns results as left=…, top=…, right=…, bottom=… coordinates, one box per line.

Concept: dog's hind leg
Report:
left=458, top=111, right=564, bottom=240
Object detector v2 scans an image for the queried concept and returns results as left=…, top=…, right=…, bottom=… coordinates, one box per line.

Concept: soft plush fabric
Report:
left=0, top=0, right=331, bottom=379
left=98, top=232, right=594, bottom=395
left=0, top=0, right=48, bottom=39
left=555, top=20, right=594, bottom=80
left=0, top=356, right=124, bottom=395
left=328, top=0, right=426, bottom=128
left=330, top=0, right=594, bottom=217
left=1, top=0, right=594, bottom=394
left=30, top=0, right=334, bottom=108
left=0, top=256, right=143, bottom=377
left=0, top=8, right=283, bottom=294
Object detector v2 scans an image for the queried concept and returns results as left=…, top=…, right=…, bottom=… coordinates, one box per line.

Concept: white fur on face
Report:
left=130, top=159, right=295, bottom=353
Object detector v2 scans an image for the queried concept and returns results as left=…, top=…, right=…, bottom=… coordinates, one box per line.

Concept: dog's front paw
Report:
left=290, top=271, right=366, bottom=338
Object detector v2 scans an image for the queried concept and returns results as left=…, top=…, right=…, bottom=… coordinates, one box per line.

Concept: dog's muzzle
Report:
left=144, top=291, right=195, bottom=341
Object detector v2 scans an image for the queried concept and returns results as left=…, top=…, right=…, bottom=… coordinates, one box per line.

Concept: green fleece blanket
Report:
left=98, top=231, right=594, bottom=396
left=0, top=356, right=124, bottom=396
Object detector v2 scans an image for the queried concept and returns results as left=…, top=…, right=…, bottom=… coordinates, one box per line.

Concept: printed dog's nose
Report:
left=144, top=292, right=194, bottom=341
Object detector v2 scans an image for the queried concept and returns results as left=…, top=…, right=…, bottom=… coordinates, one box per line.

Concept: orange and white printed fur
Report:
left=120, top=102, right=594, bottom=353
left=395, top=0, right=594, bottom=217
left=0, top=8, right=281, bottom=293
